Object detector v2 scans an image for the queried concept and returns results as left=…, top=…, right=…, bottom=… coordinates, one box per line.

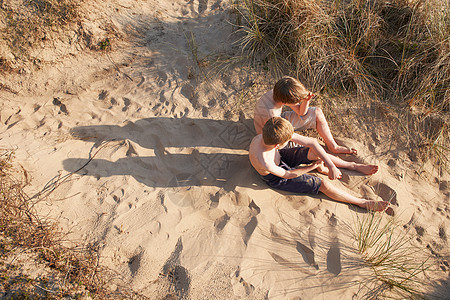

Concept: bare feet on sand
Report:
left=329, top=145, right=357, bottom=155
left=354, top=164, right=378, bottom=175
left=360, top=200, right=389, bottom=212
left=315, top=162, right=343, bottom=179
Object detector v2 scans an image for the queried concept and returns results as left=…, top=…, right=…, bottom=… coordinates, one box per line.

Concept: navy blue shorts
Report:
left=262, top=147, right=322, bottom=195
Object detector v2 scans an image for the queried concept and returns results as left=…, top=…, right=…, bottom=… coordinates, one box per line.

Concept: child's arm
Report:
left=282, top=160, right=323, bottom=179
left=266, top=160, right=323, bottom=179
left=285, top=98, right=310, bottom=116
left=290, top=133, right=342, bottom=180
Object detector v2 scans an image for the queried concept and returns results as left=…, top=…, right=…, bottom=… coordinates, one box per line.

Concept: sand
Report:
left=0, top=0, right=448, bottom=298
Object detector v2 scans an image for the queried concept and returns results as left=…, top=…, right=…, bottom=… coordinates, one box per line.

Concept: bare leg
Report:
left=307, top=147, right=378, bottom=175
left=319, top=179, right=388, bottom=212
left=315, top=108, right=357, bottom=155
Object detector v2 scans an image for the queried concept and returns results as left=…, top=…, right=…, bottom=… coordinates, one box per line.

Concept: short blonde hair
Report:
left=273, top=76, right=309, bottom=104
left=263, top=117, right=294, bottom=145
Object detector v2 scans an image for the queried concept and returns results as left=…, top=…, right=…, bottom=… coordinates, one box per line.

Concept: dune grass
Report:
left=351, top=211, right=434, bottom=299
left=0, top=0, right=79, bottom=57
left=0, top=151, right=145, bottom=299
left=232, top=0, right=449, bottom=169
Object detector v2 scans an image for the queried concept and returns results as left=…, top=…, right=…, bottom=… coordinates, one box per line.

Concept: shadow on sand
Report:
left=64, top=116, right=266, bottom=193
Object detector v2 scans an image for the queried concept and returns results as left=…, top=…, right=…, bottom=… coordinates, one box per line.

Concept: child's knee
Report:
left=319, top=178, right=330, bottom=192
left=307, top=150, right=319, bottom=161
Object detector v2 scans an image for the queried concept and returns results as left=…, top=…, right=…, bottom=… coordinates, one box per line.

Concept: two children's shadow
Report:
left=64, top=117, right=266, bottom=192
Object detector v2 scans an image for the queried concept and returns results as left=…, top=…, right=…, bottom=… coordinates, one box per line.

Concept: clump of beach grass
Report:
left=0, top=150, right=146, bottom=299
left=351, top=211, right=434, bottom=299
left=232, top=0, right=449, bottom=170
left=0, top=0, right=79, bottom=58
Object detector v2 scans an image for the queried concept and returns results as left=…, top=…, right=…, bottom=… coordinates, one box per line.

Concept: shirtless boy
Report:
left=254, top=76, right=356, bottom=154
left=249, top=117, right=388, bottom=211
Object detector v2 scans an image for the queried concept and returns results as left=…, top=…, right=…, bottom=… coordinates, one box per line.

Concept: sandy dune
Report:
left=0, top=0, right=448, bottom=298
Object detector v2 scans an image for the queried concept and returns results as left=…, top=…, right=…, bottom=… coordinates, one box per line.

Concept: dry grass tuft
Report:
left=0, top=150, right=146, bottom=299
left=233, top=0, right=449, bottom=106
left=0, top=0, right=79, bottom=57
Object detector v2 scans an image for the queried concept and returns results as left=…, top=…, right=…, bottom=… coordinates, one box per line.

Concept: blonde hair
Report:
left=273, top=76, right=309, bottom=104
left=262, top=117, right=294, bottom=145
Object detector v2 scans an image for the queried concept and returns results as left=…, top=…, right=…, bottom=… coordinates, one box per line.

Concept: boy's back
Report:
left=253, top=90, right=282, bottom=135
left=248, top=134, right=279, bottom=176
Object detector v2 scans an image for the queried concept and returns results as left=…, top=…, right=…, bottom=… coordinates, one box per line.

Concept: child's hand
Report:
left=312, top=159, right=324, bottom=169
left=328, top=166, right=342, bottom=180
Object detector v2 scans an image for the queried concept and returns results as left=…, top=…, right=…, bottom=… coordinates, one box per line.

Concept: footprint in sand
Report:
left=366, top=181, right=398, bottom=215
left=98, top=90, right=109, bottom=101
left=438, top=225, right=447, bottom=242
left=180, top=84, right=199, bottom=109
left=161, top=238, right=191, bottom=298
left=128, top=249, right=144, bottom=276
left=152, top=103, right=162, bottom=111
left=159, top=90, right=166, bottom=103
left=426, top=244, right=449, bottom=272
left=137, top=76, right=145, bottom=87
left=269, top=252, right=315, bottom=275
left=243, top=216, right=257, bottom=246
left=296, top=241, right=319, bottom=270
left=122, top=97, right=131, bottom=112
left=202, top=106, right=208, bottom=117
left=37, top=117, right=46, bottom=129
left=209, top=191, right=221, bottom=209
left=372, top=182, right=398, bottom=205
left=211, top=0, right=222, bottom=10
left=214, top=213, right=230, bottom=232
left=232, top=269, right=255, bottom=296
left=240, top=200, right=261, bottom=244
left=415, top=225, right=425, bottom=237
left=198, top=0, right=208, bottom=13
left=326, top=241, right=341, bottom=275
left=110, top=188, right=125, bottom=204
left=439, top=180, right=449, bottom=198
left=148, top=221, right=161, bottom=235
left=158, top=190, right=168, bottom=213
left=166, top=173, right=201, bottom=207
left=110, top=97, right=117, bottom=106
left=125, top=140, right=138, bottom=157
left=325, top=213, right=341, bottom=275
left=156, top=70, right=167, bottom=87
left=53, top=97, right=68, bottom=114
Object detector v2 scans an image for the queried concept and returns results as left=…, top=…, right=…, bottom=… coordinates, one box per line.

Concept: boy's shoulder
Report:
left=249, top=134, right=268, bottom=155
left=258, top=90, right=273, bottom=101
left=255, top=90, right=277, bottom=110
left=249, top=134, right=263, bottom=149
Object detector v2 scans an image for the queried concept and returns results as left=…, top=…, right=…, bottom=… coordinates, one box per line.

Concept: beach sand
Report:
left=0, top=0, right=448, bottom=298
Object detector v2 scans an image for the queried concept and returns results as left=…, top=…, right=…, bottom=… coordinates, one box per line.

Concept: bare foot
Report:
left=360, top=200, right=389, bottom=212
left=329, top=145, right=357, bottom=155
left=316, top=164, right=330, bottom=176
left=354, top=164, right=378, bottom=175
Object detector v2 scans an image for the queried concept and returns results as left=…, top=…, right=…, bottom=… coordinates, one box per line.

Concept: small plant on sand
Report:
left=98, top=37, right=111, bottom=51
left=352, top=211, right=433, bottom=299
